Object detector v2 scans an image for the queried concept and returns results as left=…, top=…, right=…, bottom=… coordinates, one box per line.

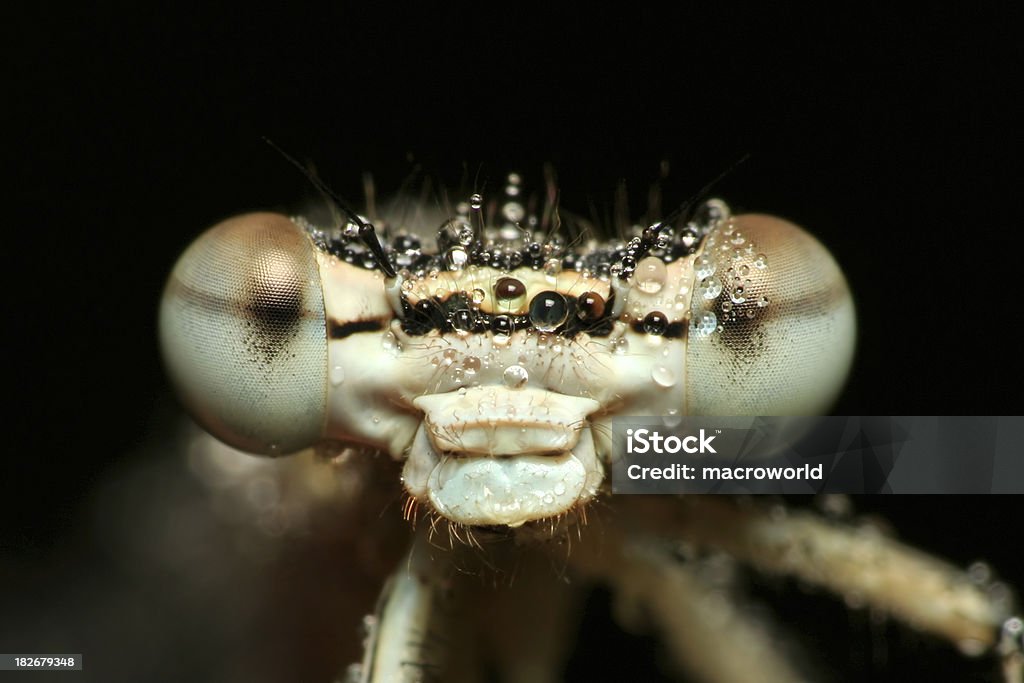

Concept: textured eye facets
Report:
left=529, top=291, right=569, bottom=332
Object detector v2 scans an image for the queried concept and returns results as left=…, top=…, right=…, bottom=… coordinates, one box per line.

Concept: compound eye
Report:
left=159, top=213, right=328, bottom=454
left=685, top=214, right=856, bottom=415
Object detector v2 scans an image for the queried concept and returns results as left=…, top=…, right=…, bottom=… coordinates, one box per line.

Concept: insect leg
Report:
left=470, top=549, right=585, bottom=683
left=1000, top=617, right=1024, bottom=683
left=570, top=520, right=810, bottom=683
left=353, top=528, right=456, bottom=683
left=612, top=497, right=1017, bottom=668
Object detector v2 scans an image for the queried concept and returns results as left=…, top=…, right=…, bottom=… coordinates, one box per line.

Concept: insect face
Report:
left=159, top=185, right=855, bottom=529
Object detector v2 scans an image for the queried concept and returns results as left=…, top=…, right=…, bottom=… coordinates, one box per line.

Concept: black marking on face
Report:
left=641, top=311, right=668, bottom=335
left=631, top=318, right=687, bottom=340
left=329, top=318, right=387, bottom=339
left=399, top=288, right=617, bottom=338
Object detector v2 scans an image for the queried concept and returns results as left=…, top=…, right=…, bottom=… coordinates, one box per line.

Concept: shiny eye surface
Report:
left=158, top=213, right=328, bottom=454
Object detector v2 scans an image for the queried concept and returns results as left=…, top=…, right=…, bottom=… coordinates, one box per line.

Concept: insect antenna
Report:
left=263, top=137, right=397, bottom=278
left=540, top=163, right=559, bottom=233
left=645, top=159, right=671, bottom=225
left=614, top=179, right=631, bottom=237
left=361, top=171, right=378, bottom=223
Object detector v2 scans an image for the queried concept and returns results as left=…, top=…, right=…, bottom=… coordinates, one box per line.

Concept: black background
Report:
left=6, top=5, right=1022, bottom=682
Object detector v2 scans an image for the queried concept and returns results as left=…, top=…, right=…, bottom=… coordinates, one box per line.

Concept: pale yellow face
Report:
left=159, top=200, right=855, bottom=527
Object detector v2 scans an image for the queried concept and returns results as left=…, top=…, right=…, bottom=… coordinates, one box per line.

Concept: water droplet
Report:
left=342, top=221, right=360, bottom=238
left=469, top=193, right=483, bottom=210
left=381, top=331, right=400, bottom=352
left=731, top=286, right=746, bottom=303
left=652, top=364, right=676, bottom=387
left=611, top=337, right=629, bottom=354
left=502, top=201, right=525, bottom=223
left=446, top=246, right=468, bottom=270
left=451, top=309, right=474, bottom=331
left=694, top=255, right=716, bottom=278
left=543, top=258, right=562, bottom=281
left=635, top=256, right=667, bottom=293
left=739, top=264, right=750, bottom=276
left=643, top=311, right=669, bottom=335
left=359, top=615, right=377, bottom=639
left=330, top=364, right=345, bottom=386
left=968, top=561, right=992, bottom=585
left=471, top=288, right=486, bottom=305
left=663, top=408, right=682, bottom=427
left=372, top=415, right=381, bottom=424
left=529, top=291, right=569, bottom=332
left=690, top=310, right=718, bottom=337
left=495, top=277, right=527, bottom=311
left=576, top=291, right=606, bottom=320
left=754, top=253, right=768, bottom=269
left=457, top=225, right=474, bottom=245
left=344, top=664, right=364, bottom=683
left=699, top=277, right=723, bottom=299
left=503, top=364, right=529, bottom=389
left=695, top=199, right=730, bottom=228
left=554, top=482, right=566, bottom=496
left=491, top=315, right=514, bottom=337
left=463, top=356, right=481, bottom=374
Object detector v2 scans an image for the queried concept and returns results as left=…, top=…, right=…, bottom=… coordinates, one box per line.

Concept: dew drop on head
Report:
left=635, top=256, right=667, bottom=294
